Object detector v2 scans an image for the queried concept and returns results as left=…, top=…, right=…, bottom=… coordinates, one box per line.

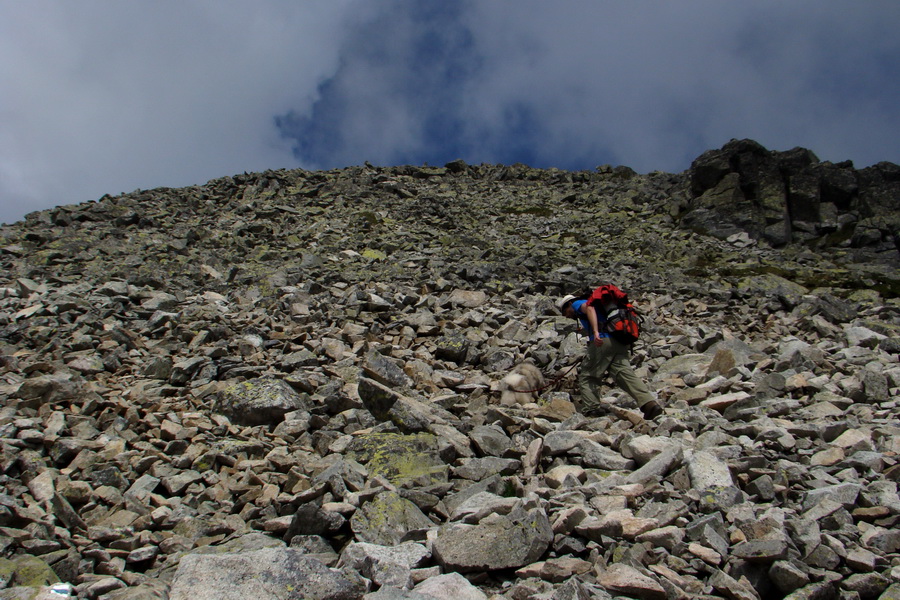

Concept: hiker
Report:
left=557, top=292, right=664, bottom=420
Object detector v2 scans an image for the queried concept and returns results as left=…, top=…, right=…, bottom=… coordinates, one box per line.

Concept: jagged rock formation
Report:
left=685, top=139, right=900, bottom=260
left=0, top=140, right=898, bottom=600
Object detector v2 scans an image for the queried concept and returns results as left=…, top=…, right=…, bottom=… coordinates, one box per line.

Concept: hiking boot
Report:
left=640, top=401, right=663, bottom=420
left=581, top=406, right=610, bottom=419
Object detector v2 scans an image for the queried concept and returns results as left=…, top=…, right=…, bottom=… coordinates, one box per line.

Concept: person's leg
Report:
left=605, top=340, right=663, bottom=418
left=577, top=342, right=615, bottom=416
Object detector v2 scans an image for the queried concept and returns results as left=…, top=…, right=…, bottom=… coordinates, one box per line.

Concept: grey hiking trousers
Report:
left=577, top=337, right=655, bottom=415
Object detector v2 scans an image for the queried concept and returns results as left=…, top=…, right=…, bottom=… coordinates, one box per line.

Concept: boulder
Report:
left=168, top=547, right=366, bottom=600
left=215, top=376, right=311, bottom=426
left=432, top=502, right=553, bottom=572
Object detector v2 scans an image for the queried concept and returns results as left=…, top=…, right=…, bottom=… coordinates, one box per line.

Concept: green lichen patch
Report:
left=0, top=555, right=60, bottom=587
left=347, top=432, right=448, bottom=486
left=361, top=248, right=387, bottom=261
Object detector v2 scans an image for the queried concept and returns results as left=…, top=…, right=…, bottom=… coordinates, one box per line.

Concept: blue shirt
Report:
left=572, top=299, right=609, bottom=341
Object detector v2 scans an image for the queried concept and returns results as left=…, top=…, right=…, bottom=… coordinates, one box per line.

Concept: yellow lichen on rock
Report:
left=347, top=432, right=448, bottom=486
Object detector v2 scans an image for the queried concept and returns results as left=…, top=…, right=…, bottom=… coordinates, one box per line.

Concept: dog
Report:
left=498, top=362, right=546, bottom=406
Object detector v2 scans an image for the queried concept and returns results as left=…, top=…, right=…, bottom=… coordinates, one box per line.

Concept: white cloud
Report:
left=0, top=1, right=358, bottom=223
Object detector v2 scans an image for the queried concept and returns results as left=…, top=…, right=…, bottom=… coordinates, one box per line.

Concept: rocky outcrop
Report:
left=684, top=138, right=900, bottom=259
left=0, top=142, right=897, bottom=599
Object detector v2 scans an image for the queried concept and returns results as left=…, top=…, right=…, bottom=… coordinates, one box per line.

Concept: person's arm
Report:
left=579, top=302, right=604, bottom=346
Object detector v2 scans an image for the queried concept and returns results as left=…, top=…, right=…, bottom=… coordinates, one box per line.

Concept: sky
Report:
left=1, top=2, right=898, bottom=225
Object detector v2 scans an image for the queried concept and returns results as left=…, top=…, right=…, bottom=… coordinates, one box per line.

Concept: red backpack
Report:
left=587, top=284, right=642, bottom=345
